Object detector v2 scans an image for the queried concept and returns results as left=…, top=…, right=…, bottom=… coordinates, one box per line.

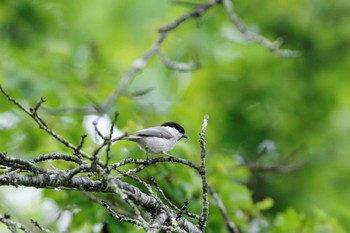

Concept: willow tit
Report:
left=121, top=122, right=188, bottom=160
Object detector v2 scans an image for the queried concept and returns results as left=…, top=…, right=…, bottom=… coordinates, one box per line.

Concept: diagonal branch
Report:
left=102, top=0, right=221, bottom=111
left=0, top=86, right=93, bottom=161
left=101, top=200, right=147, bottom=229
left=30, top=219, right=53, bottom=233
left=0, top=214, right=31, bottom=233
left=222, top=0, right=300, bottom=57
left=209, top=184, right=240, bottom=233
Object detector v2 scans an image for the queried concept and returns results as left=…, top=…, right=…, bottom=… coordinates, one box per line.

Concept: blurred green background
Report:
left=1, top=0, right=350, bottom=232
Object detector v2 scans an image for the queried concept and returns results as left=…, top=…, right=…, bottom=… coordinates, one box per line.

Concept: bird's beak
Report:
left=182, top=134, right=189, bottom=141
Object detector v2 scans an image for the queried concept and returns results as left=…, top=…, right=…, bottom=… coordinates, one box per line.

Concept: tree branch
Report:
left=30, top=219, right=53, bottom=233
left=102, top=0, right=221, bottom=112
left=222, top=0, right=300, bottom=57
left=0, top=214, right=31, bottom=233
left=199, top=114, right=209, bottom=232
left=0, top=154, right=202, bottom=233
left=0, top=85, right=92, bottom=161
left=101, top=200, right=147, bottom=229
left=209, top=184, right=240, bottom=233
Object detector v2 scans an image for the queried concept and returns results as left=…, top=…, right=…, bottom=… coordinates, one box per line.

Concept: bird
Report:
left=120, top=122, right=188, bottom=160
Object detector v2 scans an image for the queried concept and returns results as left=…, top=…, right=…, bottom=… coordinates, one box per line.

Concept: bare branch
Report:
left=74, top=134, right=87, bottom=158
left=111, top=156, right=201, bottom=175
left=248, top=161, right=305, bottom=173
left=0, top=171, right=201, bottom=232
left=116, top=169, right=156, bottom=198
left=222, top=0, right=300, bottom=57
left=158, top=51, right=201, bottom=72
left=151, top=177, right=180, bottom=211
left=198, top=114, right=209, bottom=232
left=248, top=147, right=305, bottom=173
left=65, top=163, right=92, bottom=179
left=105, top=112, right=119, bottom=170
left=209, top=184, right=240, bottom=233
left=0, top=152, right=49, bottom=174
left=102, top=0, right=221, bottom=112
left=158, top=0, right=220, bottom=33
left=0, top=86, right=93, bottom=161
left=101, top=200, right=147, bottom=229
left=151, top=177, right=200, bottom=221
left=176, top=200, right=190, bottom=219
left=32, top=153, right=83, bottom=165
left=92, top=120, right=106, bottom=141
left=30, top=219, right=53, bottom=233
left=106, top=177, right=148, bottom=227
left=29, top=97, right=47, bottom=116
left=0, top=214, right=31, bottom=233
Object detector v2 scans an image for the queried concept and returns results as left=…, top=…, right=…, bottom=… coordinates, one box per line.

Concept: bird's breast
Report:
left=137, top=137, right=177, bottom=154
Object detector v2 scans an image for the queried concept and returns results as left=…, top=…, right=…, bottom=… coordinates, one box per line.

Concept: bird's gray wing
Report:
left=135, top=126, right=173, bottom=139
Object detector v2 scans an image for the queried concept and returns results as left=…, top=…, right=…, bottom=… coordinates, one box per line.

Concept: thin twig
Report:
left=158, top=51, right=201, bottom=72
left=176, top=200, right=190, bottom=220
left=112, top=156, right=201, bottom=176
left=105, top=112, right=119, bottom=170
left=209, top=184, right=239, bottom=233
left=30, top=97, right=46, bottom=116
left=222, top=0, right=300, bottom=57
left=101, top=200, right=147, bottom=229
left=151, top=177, right=180, bottom=211
left=32, top=153, right=83, bottom=165
left=0, top=86, right=93, bottom=161
left=248, top=146, right=305, bottom=173
left=74, top=134, right=87, bottom=158
left=65, top=163, right=91, bottom=179
left=92, top=121, right=106, bottom=141
left=0, top=214, right=32, bottom=233
left=116, top=169, right=155, bottom=197
left=30, top=219, right=53, bottom=233
left=111, top=158, right=146, bottom=169
left=106, top=178, right=148, bottom=226
left=151, top=178, right=200, bottom=220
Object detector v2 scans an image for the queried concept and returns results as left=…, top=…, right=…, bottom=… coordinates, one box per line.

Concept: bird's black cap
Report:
left=161, top=122, right=185, bottom=134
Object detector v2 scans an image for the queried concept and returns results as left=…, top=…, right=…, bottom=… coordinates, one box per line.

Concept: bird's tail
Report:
left=120, top=135, right=142, bottom=141
left=111, top=133, right=141, bottom=143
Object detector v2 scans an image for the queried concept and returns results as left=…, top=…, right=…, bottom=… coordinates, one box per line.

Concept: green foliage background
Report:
left=1, top=0, right=350, bottom=232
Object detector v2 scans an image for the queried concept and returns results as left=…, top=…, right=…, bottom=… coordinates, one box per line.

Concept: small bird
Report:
left=121, top=122, right=188, bottom=160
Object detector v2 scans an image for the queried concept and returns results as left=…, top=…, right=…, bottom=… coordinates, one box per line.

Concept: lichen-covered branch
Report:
left=198, top=115, right=209, bottom=232
left=0, top=214, right=31, bottom=233
left=0, top=169, right=201, bottom=232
